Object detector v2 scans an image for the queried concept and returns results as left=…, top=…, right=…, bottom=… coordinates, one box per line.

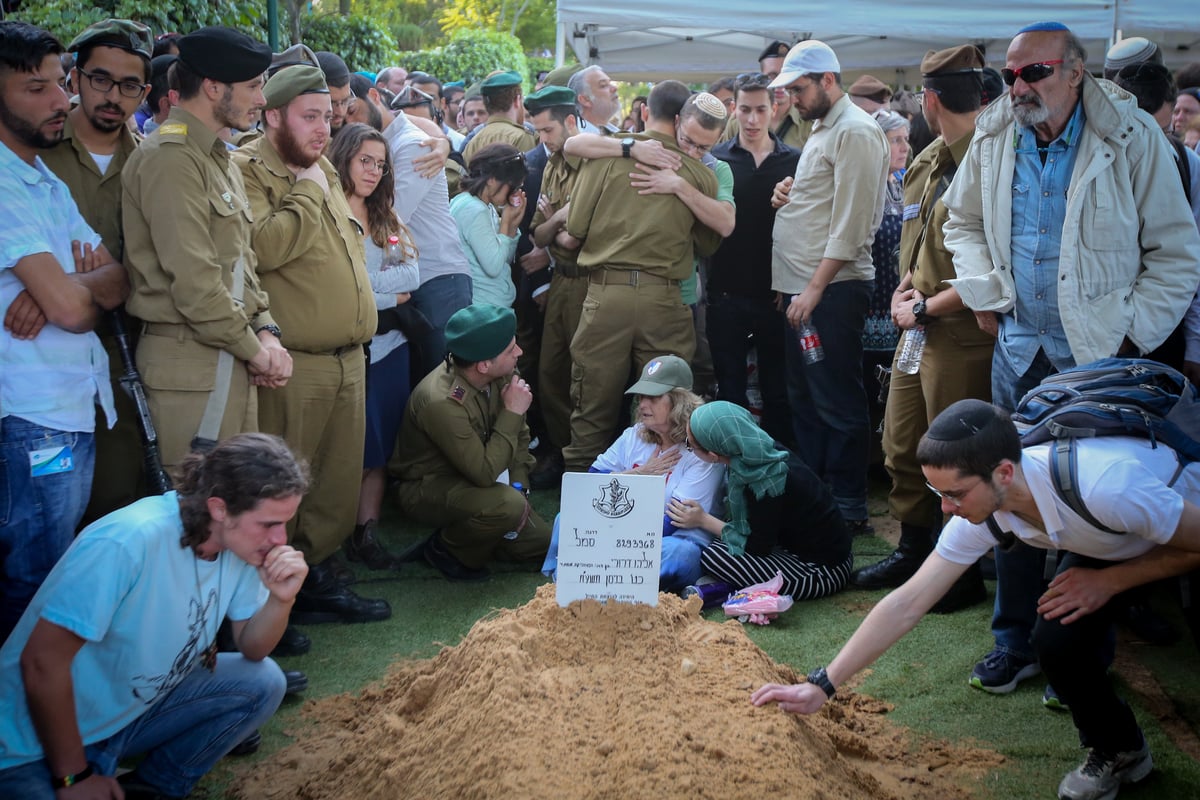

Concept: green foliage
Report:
left=349, top=0, right=443, bottom=50
left=400, top=28, right=529, bottom=88
left=438, top=0, right=556, bottom=53
left=11, top=0, right=263, bottom=43
left=298, top=13, right=400, bottom=74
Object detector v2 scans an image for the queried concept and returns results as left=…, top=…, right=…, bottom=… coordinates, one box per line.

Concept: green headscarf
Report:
left=689, top=401, right=789, bottom=556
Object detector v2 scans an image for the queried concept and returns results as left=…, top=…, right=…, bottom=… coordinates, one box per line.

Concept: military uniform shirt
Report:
left=530, top=150, right=584, bottom=270
left=462, top=116, right=537, bottom=164
left=121, top=107, right=273, bottom=362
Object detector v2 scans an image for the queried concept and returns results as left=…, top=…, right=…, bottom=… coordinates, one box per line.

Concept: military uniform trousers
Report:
left=397, top=478, right=551, bottom=569
left=537, top=270, right=589, bottom=451
left=882, top=316, right=993, bottom=526
left=257, top=347, right=366, bottom=565
left=563, top=273, right=696, bottom=472
left=136, top=326, right=257, bottom=471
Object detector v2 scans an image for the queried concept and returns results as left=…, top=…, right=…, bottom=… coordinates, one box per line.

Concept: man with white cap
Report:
left=767, top=39, right=889, bottom=534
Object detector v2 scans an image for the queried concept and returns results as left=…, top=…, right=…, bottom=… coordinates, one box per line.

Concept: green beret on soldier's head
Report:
left=263, top=64, right=329, bottom=110
left=544, top=63, right=584, bottom=87
left=445, top=304, right=517, bottom=363
left=177, top=26, right=272, bottom=84
left=68, top=18, right=153, bottom=62
left=480, top=70, right=522, bottom=94
left=524, top=85, right=576, bottom=115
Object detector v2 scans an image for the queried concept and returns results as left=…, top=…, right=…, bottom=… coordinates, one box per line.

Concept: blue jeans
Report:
left=409, top=273, right=473, bottom=378
left=0, top=653, right=285, bottom=799
left=783, top=280, right=872, bottom=521
left=0, top=417, right=95, bottom=643
left=542, top=513, right=710, bottom=591
left=990, top=345, right=1059, bottom=413
left=706, top=293, right=792, bottom=448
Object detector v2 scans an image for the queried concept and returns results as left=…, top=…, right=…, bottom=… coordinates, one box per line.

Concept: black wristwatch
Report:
left=51, top=764, right=94, bottom=788
left=912, top=299, right=931, bottom=325
left=256, top=323, right=283, bottom=339
left=620, top=137, right=635, bottom=158
left=806, top=666, right=836, bottom=698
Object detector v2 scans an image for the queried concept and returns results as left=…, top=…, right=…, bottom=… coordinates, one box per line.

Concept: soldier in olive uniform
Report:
left=561, top=84, right=724, bottom=472
left=853, top=46, right=994, bottom=604
left=122, top=27, right=291, bottom=470
left=41, top=19, right=150, bottom=522
left=234, top=65, right=388, bottom=625
left=527, top=85, right=586, bottom=488
left=462, top=70, right=536, bottom=164
left=393, top=304, right=551, bottom=581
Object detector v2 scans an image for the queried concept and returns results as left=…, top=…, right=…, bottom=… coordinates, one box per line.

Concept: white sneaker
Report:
left=1057, top=740, right=1152, bottom=800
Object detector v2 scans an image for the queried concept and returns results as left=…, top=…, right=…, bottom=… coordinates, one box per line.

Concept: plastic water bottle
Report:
left=682, top=581, right=733, bottom=610
left=382, top=235, right=404, bottom=271
left=504, top=483, right=526, bottom=540
left=896, top=326, right=926, bottom=374
left=797, top=322, right=824, bottom=364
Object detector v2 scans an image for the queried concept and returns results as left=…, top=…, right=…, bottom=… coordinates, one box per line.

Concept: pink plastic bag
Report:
left=722, top=571, right=793, bottom=625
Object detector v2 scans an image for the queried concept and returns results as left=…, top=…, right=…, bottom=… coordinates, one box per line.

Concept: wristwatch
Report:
left=620, top=137, right=635, bottom=158
left=806, top=666, right=836, bottom=698
left=51, top=764, right=94, bottom=788
left=912, top=299, right=931, bottom=325
left=256, top=323, right=283, bottom=339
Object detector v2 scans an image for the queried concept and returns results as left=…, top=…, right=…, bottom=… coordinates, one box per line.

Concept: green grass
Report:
left=199, top=489, right=1200, bottom=799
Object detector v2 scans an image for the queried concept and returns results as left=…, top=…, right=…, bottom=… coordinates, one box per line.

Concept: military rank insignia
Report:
left=450, top=385, right=467, bottom=404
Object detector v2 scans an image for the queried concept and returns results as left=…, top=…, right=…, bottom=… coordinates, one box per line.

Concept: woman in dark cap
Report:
left=449, top=142, right=527, bottom=309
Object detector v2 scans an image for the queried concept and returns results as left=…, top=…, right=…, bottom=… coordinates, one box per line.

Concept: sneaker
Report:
left=969, top=649, right=1041, bottom=694
left=1057, top=740, right=1152, bottom=800
left=1043, top=684, right=1069, bottom=712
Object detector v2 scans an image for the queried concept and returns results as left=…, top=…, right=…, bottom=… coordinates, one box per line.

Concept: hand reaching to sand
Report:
left=751, top=682, right=828, bottom=715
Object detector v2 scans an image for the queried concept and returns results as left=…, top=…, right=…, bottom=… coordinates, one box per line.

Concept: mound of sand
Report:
left=232, top=585, right=1002, bottom=799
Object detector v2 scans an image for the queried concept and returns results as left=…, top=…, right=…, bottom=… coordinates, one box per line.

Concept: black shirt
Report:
left=742, top=451, right=851, bottom=567
left=708, top=134, right=800, bottom=299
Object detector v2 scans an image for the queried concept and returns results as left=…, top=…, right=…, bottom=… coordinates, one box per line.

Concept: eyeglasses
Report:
left=1001, top=59, right=1064, bottom=86
left=77, top=68, right=148, bottom=99
left=787, top=80, right=817, bottom=98
left=677, top=129, right=714, bottom=156
left=924, top=476, right=985, bottom=508
left=357, top=155, right=389, bottom=175
left=331, top=98, right=353, bottom=111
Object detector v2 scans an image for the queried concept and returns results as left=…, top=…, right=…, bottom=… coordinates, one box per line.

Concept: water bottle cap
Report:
left=387, top=235, right=400, bottom=244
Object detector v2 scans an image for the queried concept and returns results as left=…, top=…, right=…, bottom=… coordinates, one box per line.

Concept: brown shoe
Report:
left=343, top=520, right=402, bottom=571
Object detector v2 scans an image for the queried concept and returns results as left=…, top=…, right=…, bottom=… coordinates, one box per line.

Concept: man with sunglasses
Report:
left=755, top=398, right=1200, bottom=800
left=39, top=20, right=149, bottom=526
left=943, top=22, right=1200, bottom=705
left=234, top=66, right=390, bottom=627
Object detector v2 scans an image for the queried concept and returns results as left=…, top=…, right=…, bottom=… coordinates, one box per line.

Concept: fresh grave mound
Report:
left=232, top=585, right=1002, bottom=799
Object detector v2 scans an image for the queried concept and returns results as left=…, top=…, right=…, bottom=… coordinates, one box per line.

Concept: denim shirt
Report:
left=1000, top=101, right=1086, bottom=375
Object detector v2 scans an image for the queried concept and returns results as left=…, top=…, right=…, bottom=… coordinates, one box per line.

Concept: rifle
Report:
left=109, top=310, right=172, bottom=494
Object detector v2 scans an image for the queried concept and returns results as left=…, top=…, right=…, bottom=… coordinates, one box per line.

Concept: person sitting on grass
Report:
left=752, top=399, right=1200, bottom=800
left=674, top=401, right=852, bottom=598
left=0, top=433, right=309, bottom=800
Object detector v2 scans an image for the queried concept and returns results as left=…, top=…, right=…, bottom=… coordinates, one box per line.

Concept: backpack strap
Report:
left=1048, top=437, right=1122, bottom=534
left=984, top=514, right=1018, bottom=550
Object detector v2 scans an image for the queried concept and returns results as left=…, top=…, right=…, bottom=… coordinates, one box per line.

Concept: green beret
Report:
left=480, top=70, right=522, bottom=93
left=263, top=64, right=329, bottom=110
left=921, top=44, right=985, bottom=77
left=445, top=304, right=517, bottom=362
left=544, top=63, right=583, bottom=87
left=177, top=26, right=271, bottom=84
left=525, top=85, right=576, bottom=114
left=68, top=18, right=152, bottom=61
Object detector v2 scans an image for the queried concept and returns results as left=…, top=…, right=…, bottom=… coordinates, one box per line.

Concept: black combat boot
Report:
left=291, top=560, right=391, bottom=624
left=851, top=523, right=934, bottom=589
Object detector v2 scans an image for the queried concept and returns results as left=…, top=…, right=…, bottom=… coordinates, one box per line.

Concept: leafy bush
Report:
left=11, top=0, right=262, bottom=43
left=299, top=13, right=400, bottom=73
left=399, top=28, right=528, bottom=88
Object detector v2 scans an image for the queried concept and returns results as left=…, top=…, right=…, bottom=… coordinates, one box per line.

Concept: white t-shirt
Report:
left=937, top=436, right=1200, bottom=565
left=0, top=493, right=267, bottom=769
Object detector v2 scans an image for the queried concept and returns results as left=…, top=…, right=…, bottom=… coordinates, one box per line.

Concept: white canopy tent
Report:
left=555, top=0, right=1200, bottom=84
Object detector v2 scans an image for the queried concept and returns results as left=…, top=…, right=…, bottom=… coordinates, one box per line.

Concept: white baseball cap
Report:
left=768, top=40, right=841, bottom=89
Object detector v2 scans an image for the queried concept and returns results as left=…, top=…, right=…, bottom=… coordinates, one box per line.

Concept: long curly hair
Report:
left=328, top=122, right=418, bottom=258
left=634, top=388, right=703, bottom=446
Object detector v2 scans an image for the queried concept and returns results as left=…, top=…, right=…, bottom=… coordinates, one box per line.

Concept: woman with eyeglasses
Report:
left=449, top=142, right=528, bottom=309
left=673, top=401, right=852, bottom=599
left=327, top=122, right=421, bottom=570
left=541, top=356, right=726, bottom=591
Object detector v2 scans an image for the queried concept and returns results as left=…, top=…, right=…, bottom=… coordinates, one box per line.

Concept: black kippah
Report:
left=925, top=399, right=997, bottom=441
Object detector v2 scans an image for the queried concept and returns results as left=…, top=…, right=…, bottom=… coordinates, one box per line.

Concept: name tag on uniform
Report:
left=30, top=445, right=74, bottom=477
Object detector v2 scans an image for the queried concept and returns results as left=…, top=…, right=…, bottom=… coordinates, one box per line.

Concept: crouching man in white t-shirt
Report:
left=752, top=398, right=1200, bottom=800
left=0, top=433, right=309, bottom=799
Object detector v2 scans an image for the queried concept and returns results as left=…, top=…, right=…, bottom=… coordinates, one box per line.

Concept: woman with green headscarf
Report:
left=667, top=401, right=852, bottom=598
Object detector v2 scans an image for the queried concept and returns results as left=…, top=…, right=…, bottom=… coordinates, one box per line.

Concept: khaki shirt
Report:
left=394, top=365, right=535, bottom=487
left=122, top=107, right=272, bottom=363
left=566, top=130, right=721, bottom=279
left=722, top=105, right=812, bottom=152
left=771, top=94, right=889, bottom=293
left=901, top=132, right=990, bottom=342
left=42, top=116, right=138, bottom=260
left=530, top=150, right=583, bottom=269
left=462, top=116, right=537, bottom=164
left=233, top=137, right=376, bottom=353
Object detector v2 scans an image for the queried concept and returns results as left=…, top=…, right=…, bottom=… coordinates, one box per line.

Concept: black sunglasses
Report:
left=1001, top=59, right=1063, bottom=86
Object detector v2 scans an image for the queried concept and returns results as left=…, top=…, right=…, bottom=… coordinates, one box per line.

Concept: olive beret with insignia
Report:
left=524, top=85, right=576, bottom=114
left=263, top=64, right=329, bottom=110
left=480, top=70, right=522, bottom=94
left=68, top=18, right=153, bottom=61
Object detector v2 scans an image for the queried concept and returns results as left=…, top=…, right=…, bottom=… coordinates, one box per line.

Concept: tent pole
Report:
left=556, top=23, right=567, bottom=67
